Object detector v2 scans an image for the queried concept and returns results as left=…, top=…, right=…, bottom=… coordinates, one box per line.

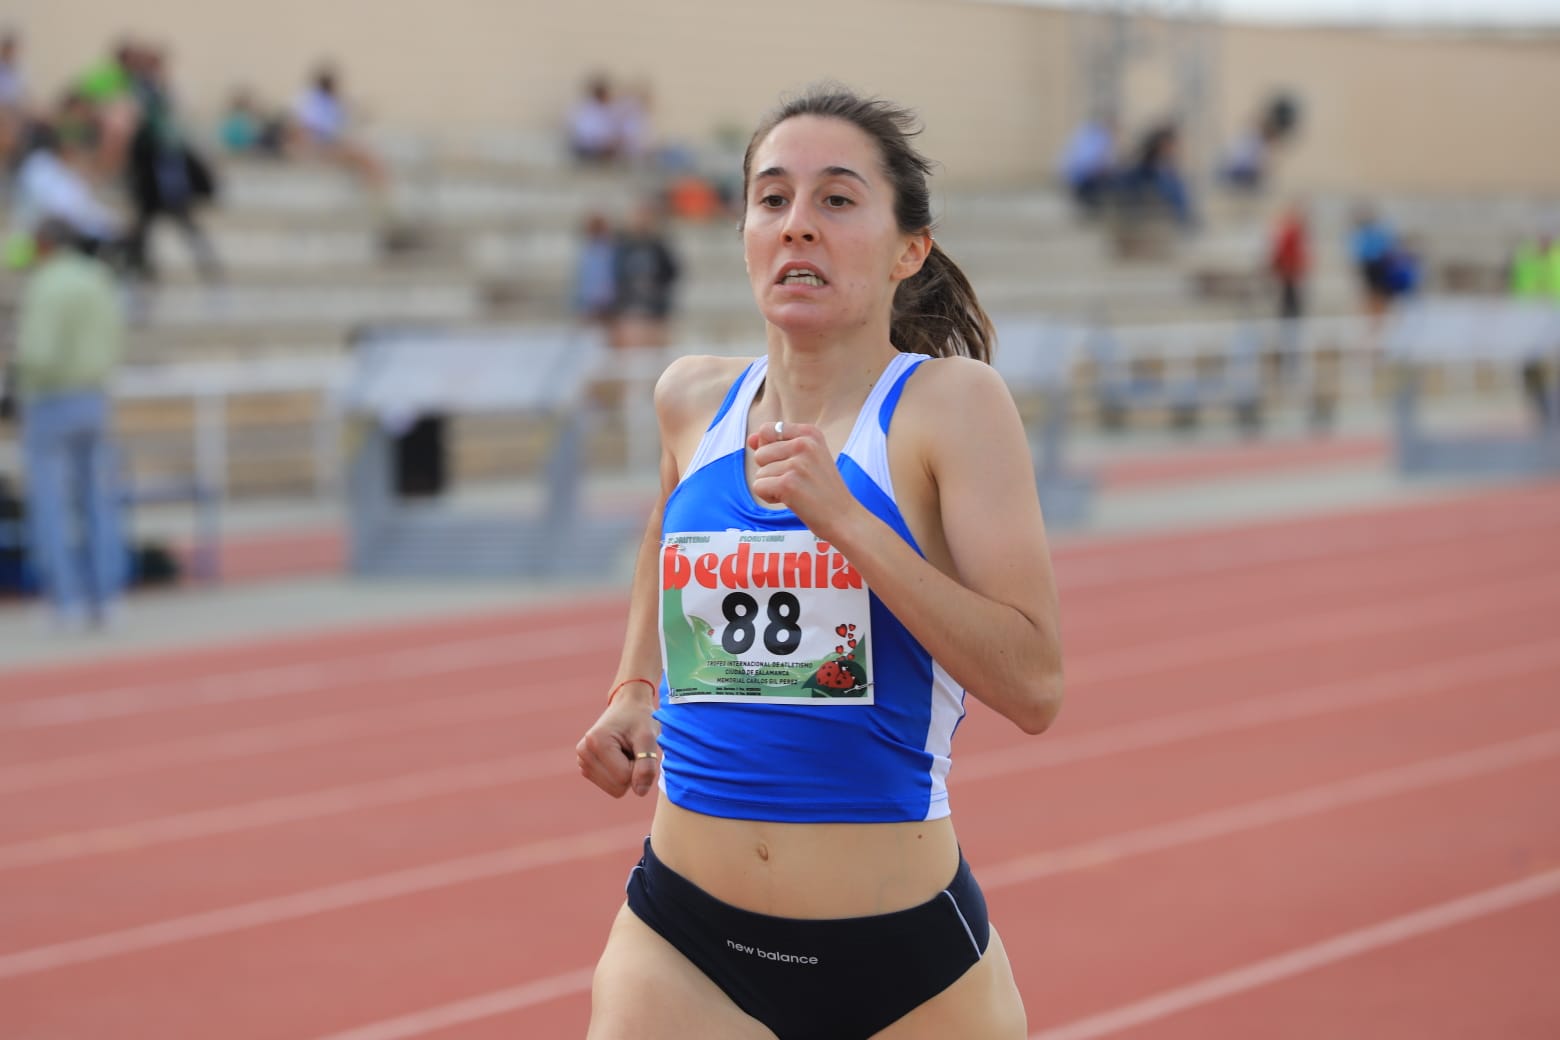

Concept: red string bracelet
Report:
left=608, top=677, right=657, bottom=705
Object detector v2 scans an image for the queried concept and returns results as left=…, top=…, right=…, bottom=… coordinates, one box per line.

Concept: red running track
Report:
left=1, top=479, right=1558, bottom=1038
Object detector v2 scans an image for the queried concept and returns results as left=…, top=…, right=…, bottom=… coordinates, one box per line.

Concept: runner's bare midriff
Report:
left=649, top=794, right=962, bottom=919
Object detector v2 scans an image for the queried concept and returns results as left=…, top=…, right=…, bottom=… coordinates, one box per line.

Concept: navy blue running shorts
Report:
left=625, top=837, right=991, bottom=1040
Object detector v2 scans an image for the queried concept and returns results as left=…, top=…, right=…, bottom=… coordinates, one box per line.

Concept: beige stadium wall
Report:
left=7, top=0, right=1559, bottom=194
left=1214, top=23, right=1560, bottom=196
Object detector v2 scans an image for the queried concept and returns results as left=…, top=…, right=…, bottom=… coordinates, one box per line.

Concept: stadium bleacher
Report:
left=4, top=133, right=1553, bottom=501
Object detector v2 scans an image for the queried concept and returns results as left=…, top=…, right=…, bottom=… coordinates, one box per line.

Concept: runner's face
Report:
left=743, top=116, right=926, bottom=337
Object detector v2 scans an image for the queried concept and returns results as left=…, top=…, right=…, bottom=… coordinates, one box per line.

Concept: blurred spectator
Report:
left=74, top=39, right=141, bottom=178
left=568, top=75, right=620, bottom=163
left=1510, top=232, right=1560, bottom=422
left=219, top=88, right=287, bottom=158
left=13, top=218, right=127, bottom=632
left=6, top=122, right=122, bottom=268
left=1126, top=120, right=1195, bottom=229
left=1219, top=92, right=1301, bottom=193
left=573, top=212, right=617, bottom=322
left=610, top=200, right=680, bottom=348
left=123, top=46, right=222, bottom=283
left=1350, top=204, right=1398, bottom=318
left=1218, top=125, right=1267, bottom=192
left=288, top=65, right=388, bottom=192
left=666, top=172, right=724, bottom=221
left=1058, top=113, right=1116, bottom=215
left=613, top=79, right=655, bottom=165
left=1509, top=232, right=1559, bottom=300
left=0, top=29, right=29, bottom=168
left=1269, top=201, right=1309, bottom=321
left=1385, top=234, right=1423, bottom=299
left=0, top=30, right=22, bottom=107
left=1268, top=200, right=1311, bottom=395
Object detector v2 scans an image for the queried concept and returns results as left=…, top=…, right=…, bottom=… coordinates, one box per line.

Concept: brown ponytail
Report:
left=742, top=86, right=996, bottom=364
left=891, top=240, right=994, bottom=363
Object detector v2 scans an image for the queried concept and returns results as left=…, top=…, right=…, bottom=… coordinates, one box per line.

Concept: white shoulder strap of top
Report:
left=683, top=357, right=768, bottom=480
left=840, top=352, right=930, bottom=497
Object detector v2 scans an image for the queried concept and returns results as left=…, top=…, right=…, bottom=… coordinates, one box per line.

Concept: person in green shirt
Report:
left=15, top=218, right=127, bottom=629
left=1510, top=235, right=1560, bottom=423
left=1510, top=234, right=1560, bottom=301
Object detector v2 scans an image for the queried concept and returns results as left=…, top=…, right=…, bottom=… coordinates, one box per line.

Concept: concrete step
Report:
left=149, top=223, right=385, bottom=273
left=220, top=163, right=681, bottom=224
left=126, top=279, right=485, bottom=329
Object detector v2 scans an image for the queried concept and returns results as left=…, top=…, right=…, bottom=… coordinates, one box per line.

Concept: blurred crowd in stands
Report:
left=2, top=33, right=224, bottom=282
left=1058, top=92, right=1303, bottom=236
left=1053, top=85, right=1557, bottom=332
left=573, top=200, right=682, bottom=350
left=2, top=24, right=1555, bottom=342
left=0, top=29, right=422, bottom=278
left=0, top=31, right=730, bottom=339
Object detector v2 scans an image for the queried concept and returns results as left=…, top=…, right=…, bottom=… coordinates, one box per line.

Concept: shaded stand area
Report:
left=993, top=318, right=1097, bottom=528
left=1386, top=299, right=1560, bottom=478
left=342, top=326, right=641, bottom=579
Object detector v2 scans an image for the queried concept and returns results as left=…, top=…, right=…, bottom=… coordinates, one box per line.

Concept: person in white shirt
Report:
left=287, top=65, right=387, bottom=193
left=568, top=75, right=620, bottom=163
left=10, top=125, right=122, bottom=249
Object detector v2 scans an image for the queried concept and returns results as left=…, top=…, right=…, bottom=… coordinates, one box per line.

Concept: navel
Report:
left=755, top=841, right=770, bottom=863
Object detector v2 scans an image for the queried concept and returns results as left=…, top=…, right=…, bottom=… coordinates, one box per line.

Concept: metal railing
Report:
left=94, top=299, right=1558, bottom=505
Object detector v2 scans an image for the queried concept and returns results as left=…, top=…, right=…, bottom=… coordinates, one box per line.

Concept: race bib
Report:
left=660, top=529, right=872, bottom=704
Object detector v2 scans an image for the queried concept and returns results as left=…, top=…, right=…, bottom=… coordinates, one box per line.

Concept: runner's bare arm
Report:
left=577, top=356, right=749, bottom=795
left=575, top=469, right=669, bottom=798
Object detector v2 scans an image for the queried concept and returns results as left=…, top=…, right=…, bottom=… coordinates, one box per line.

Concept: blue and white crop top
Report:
left=655, top=352, right=967, bottom=824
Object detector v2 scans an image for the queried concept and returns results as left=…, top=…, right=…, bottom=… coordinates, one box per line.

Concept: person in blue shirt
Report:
left=572, top=212, right=618, bottom=323
left=1058, top=113, right=1116, bottom=214
left=576, top=87, right=1064, bottom=1040
left=1350, top=204, right=1397, bottom=317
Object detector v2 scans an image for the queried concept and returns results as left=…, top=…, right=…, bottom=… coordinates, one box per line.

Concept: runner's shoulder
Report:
left=899, top=353, right=1014, bottom=415
left=655, top=354, right=756, bottom=434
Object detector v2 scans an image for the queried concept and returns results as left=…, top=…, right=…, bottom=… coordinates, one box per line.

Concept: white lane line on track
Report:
left=1027, top=868, right=1560, bottom=1040
left=5, top=635, right=1557, bottom=872
left=0, top=823, right=647, bottom=982
left=5, top=565, right=1554, bottom=797
left=3, top=728, right=1556, bottom=985
left=1054, top=497, right=1560, bottom=591
left=0, top=752, right=565, bottom=871
left=0, top=620, right=613, bottom=729
left=0, top=680, right=558, bottom=796
left=310, top=969, right=598, bottom=1040
left=1067, top=569, right=1557, bottom=687
left=7, top=494, right=1557, bottom=724
left=955, top=637, right=1560, bottom=782
left=293, top=729, right=1560, bottom=1040
left=979, top=728, right=1560, bottom=892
